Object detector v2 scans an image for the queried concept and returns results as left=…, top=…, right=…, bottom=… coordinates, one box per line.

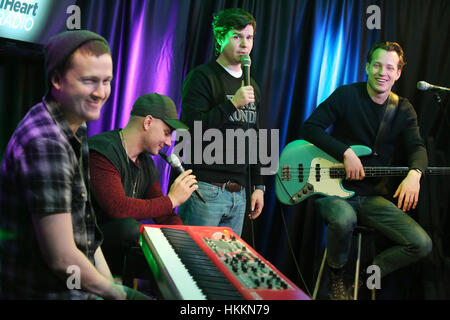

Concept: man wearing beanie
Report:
left=88, top=93, right=198, bottom=284
left=0, top=30, right=147, bottom=299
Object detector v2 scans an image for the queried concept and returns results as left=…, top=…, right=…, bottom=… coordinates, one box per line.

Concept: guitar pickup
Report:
left=298, top=164, right=304, bottom=182
left=315, top=163, right=321, bottom=181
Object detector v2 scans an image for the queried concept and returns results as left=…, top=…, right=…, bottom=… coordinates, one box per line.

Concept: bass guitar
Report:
left=275, top=140, right=450, bottom=205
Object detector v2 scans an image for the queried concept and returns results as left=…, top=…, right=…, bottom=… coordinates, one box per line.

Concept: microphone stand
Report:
left=243, top=60, right=255, bottom=247
left=432, top=92, right=442, bottom=104
left=247, top=102, right=255, bottom=248
left=240, top=55, right=259, bottom=248
left=429, top=91, right=449, bottom=147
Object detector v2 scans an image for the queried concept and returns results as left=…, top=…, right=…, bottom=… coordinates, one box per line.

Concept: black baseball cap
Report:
left=130, top=93, right=189, bottom=130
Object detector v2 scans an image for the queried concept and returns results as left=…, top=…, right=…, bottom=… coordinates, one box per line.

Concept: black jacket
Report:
left=301, top=82, right=427, bottom=195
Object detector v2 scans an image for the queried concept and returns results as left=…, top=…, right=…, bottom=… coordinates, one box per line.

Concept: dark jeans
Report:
left=315, top=195, right=432, bottom=278
left=99, top=218, right=147, bottom=277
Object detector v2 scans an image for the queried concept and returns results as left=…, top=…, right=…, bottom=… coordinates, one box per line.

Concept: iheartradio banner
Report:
left=0, top=0, right=75, bottom=45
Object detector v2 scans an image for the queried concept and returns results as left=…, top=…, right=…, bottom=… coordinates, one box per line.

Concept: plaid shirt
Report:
left=0, top=98, right=103, bottom=299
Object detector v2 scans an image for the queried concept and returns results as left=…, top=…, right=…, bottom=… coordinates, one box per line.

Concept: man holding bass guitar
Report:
left=300, top=41, right=432, bottom=300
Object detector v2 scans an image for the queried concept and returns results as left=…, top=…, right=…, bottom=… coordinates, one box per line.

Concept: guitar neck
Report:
left=330, top=167, right=450, bottom=178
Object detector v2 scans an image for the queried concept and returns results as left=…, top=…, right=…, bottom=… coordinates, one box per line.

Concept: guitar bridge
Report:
left=281, top=166, right=291, bottom=181
left=290, top=182, right=314, bottom=203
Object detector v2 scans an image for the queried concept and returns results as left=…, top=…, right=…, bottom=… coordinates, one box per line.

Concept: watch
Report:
left=414, top=168, right=423, bottom=175
left=254, top=185, right=266, bottom=193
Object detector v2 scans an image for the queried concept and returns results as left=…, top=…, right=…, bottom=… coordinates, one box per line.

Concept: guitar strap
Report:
left=372, top=91, right=399, bottom=156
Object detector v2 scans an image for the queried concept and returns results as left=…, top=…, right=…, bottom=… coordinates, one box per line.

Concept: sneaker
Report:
left=329, top=269, right=352, bottom=300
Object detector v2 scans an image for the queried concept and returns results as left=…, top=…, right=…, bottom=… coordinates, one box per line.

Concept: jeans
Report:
left=315, top=195, right=432, bottom=278
left=178, top=181, right=247, bottom=236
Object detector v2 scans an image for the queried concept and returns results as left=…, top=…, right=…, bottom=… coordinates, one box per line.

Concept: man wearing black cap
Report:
left=88, top=93, right=198, bottom=280
left=0, top=30, right=145, bottom=299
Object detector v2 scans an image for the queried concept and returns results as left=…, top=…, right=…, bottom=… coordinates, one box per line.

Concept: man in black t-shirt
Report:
left=301, top=42, right=432, bottom=300
left=178, top=8, right=265, bottom=236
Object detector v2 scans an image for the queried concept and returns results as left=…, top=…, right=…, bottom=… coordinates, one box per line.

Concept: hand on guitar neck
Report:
left=343, top=148, right=365, bottom=180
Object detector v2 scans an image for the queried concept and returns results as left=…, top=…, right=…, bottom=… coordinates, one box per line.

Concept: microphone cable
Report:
left=276, top=172, right=312, bottom=297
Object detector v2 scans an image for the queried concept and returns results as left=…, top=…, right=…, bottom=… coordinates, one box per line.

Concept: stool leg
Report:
left=354, top=232, right=362, bottom=300
left=313, top=248, right=327, bottom=300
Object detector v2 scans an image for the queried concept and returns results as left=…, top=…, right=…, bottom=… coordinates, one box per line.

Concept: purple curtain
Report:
left=72, top=0, right=450, bottom=298
left=80, top=0, right=214, bottom=191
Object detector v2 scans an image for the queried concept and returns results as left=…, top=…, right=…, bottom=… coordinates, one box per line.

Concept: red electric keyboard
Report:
left=139, top=224, right=310, bottom=300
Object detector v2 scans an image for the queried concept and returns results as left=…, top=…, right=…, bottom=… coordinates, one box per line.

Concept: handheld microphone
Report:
left=417, top=81, right=450, bottom=93
left=241, top=54, right=251, bottom=86
left=159, top=151, right=206, bottom=203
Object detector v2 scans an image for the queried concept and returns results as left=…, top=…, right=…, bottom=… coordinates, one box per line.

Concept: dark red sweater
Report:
left=89, top=151, right=182, bottom=225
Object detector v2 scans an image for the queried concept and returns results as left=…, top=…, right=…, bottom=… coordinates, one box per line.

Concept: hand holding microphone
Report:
left=231, top=54, right=254, bottom=109
left=231, top=86, right=255, bottom=108
left=159, top=152, right=206, bottom=205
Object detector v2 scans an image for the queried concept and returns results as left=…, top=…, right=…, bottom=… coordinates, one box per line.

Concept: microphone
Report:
left=417, top=81, right=450, bottom=93
left=241, top=54, right=251, bottom=86
left=159, top=151, right=206, bottom=203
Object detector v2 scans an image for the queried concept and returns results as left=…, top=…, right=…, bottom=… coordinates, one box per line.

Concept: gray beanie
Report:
left=45, top=30, right=110, bottom=77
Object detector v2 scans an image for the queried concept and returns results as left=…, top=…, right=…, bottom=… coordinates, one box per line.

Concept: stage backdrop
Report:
left=1, top=0, right=449, bottom=299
